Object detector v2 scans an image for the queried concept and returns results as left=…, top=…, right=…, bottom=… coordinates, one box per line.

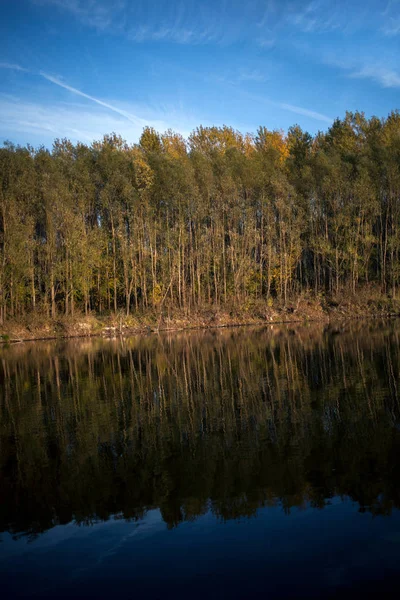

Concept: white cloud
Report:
left=349, top=65, right=400, bottom=88
left=321, top=51, right=400, bottom=90
left=0, top=62, right=28, bottom=72
left=326, top=55, right=400, bottom=89
left=0, top=97, right=198, bottom=146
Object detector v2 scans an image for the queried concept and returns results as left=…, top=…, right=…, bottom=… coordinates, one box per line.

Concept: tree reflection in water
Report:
left=1, top=321, right=400, bottom=539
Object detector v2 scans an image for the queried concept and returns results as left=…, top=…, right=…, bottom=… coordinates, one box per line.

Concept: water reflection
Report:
left=1, top=321, right=400, bottom=540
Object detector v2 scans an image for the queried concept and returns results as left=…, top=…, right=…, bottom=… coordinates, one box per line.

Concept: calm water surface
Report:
left=1, top=322, right=400, bottom=598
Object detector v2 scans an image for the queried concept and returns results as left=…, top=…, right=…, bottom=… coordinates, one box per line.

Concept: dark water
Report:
left=1, top=322, right=400, bottom=598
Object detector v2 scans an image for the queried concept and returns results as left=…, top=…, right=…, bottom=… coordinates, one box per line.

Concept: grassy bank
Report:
left=1, top=288, right=400, bottom=343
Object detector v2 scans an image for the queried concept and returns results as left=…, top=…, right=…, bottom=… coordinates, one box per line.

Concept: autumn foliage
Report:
left=1, top=111, right=400, bottom=321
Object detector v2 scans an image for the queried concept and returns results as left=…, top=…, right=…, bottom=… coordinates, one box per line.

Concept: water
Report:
left=1, top=321, right=400, bottom=598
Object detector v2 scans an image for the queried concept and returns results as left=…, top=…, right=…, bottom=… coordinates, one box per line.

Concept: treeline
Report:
left=1, top=110, right=400, bottom=321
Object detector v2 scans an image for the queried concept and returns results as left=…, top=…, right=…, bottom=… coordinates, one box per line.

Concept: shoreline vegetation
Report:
left=1, top=287, right=400, bottom=342
left=2, top=112, right=400, bottom=340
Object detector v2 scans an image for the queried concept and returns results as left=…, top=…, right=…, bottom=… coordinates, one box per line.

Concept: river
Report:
left=1, top=322, right=400, bottom=598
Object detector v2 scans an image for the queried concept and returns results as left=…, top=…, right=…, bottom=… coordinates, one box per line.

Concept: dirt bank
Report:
left=1, top=290, right=399, bottom=343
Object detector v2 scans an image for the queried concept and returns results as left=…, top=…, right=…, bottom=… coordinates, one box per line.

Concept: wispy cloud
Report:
left=0, top=62, right=28, bottom=72
left=381, top=17, right=400, bottom=35
left=208, top=67, right=267, bottom=87
left=0, top=96, right=199, bottom=145
left=31, top=0, right=392, bottom=49
left=381, top=0, right=400, bottom=34
left=0, top=98, right=138, bottom=143
left=121, top=1, right=235, bottom=45
left=33, top=0, right=125, bottom=32
left=128, top=26, right=216, bottom=44
left=257, top=0, right=278, bottom=29
left=208, top=67, right=332, bottom=124
left=0, top=65, right=202, bottom=142
left=324, top=53, right=400, bottom=89
left=237, top=69, right=267, bottom=83
left=1, top=63, right=153, bottom=124
left=34, top=0, right=227, bottom=44
left=349, top=65, right=400, bottom=88
left=35, top=0, right=330, bottom=47
left=320, top=48, right=400, bottom=90
left=287, top=0, right=339, bottom=33
left=256, top=37, right=276, bottom=49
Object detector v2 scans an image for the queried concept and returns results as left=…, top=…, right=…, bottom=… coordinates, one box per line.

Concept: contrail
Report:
left=279, top=103, right=333, bottom=124
left=40, top=72, right=147, bottom=126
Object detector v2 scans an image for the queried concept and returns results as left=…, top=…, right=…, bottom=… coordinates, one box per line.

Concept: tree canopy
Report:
left=1, top=110, right=400, bottom=321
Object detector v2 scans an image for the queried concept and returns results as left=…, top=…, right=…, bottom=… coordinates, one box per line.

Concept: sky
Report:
left=1, top=0, right=400, bottom=147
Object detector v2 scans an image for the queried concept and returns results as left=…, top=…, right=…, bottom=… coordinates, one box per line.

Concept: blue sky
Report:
left=1, top=0, right=400, bottom=146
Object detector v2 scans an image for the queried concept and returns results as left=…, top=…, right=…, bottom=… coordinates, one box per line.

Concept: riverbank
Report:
left=1, top=289, right=400, bottom=343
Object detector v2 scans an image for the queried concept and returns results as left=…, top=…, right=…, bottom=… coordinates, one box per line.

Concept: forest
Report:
left=1, top=110, right=400, bottom=323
